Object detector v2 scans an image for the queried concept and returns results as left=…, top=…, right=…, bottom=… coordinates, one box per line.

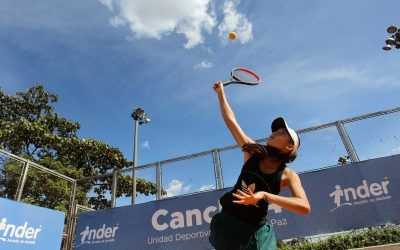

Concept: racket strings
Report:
left=232, top=69, right=259, bottom=83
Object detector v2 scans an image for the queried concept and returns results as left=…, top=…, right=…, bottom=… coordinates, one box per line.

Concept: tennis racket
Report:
left=222, top=67, right=261, bottom=86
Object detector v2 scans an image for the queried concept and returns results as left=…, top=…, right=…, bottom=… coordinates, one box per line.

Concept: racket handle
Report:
left=222, top=81, right=230, bottom=86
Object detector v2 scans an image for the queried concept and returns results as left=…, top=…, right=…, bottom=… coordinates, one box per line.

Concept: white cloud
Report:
left=202, top=46, right=214, bottom=54
left=141, top=140, right=150, bottom=149
left=194, top=60, right=213, bottom=69
left=199, top=184, right=215, bottom=191
left=110, top=16, right=125, bottom=27
left=99, top=0, right=216, bottom=49
left=99, top=0, right=253, bottom=48
left=307, top=67, right=366, bottom=82
left=164, top=179, right=191, bottom=197
left=218, top=0, right=253, bottom=45
left=99, top=0, right=114, bottom=11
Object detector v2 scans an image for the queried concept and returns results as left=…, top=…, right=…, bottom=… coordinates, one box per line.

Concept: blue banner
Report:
left=0, top=198, right=65, bottom=250
left=269, top=154, right=400, bottom=239
left=75, top=155, right=400, bottom=249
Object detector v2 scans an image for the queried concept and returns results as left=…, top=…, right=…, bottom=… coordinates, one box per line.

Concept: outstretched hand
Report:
left=232, top=188, right=267, bottom=206
left=213, top=81, right=224, bottom=94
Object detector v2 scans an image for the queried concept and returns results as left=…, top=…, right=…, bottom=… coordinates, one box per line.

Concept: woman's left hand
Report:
left=232, top=188, right=267, bottom=205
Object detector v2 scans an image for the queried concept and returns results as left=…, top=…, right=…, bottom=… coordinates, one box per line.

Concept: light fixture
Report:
left=383, top=44, right=392, bottom=51
left=337, top=156, right=350, bottom=166
left=386, top=37, right=395, bottom=45
left=387, top=25, right=398, bottom=34
left=132, top=108, right=151, bottom=125
left=383, top=25, right=400, bottom=51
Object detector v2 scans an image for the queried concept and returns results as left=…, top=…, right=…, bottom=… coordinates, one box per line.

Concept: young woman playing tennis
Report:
left=209, top=82, right=311, bottom=250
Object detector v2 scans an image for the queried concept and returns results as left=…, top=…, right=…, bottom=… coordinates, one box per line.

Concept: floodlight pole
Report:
left=131, top=108, right=150, bottom=205
left=132, top=119, right=139, bottom=205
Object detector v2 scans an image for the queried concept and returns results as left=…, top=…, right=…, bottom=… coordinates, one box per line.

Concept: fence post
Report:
left=66, top=181, right=77, bottom=250
left=336, top=121, right=360, bottom=162
left=15, top=160, right=30, bottom=201
left=212, top=149, right=224, bottom=189
left=156, top=162, right=162, bottom=200
left=111, top=169, right=118, bottom=208
left=132, top=166, right=137, bottom=205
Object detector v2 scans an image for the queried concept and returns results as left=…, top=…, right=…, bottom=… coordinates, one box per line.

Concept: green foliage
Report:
left=277, top=225, right=400, bottom=250
left=0, top=84, right=159, bottom=211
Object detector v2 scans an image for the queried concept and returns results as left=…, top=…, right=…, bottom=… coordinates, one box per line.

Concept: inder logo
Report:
left=0, top=217, right=41, bottom=245
left=329, top=178, right=391, bottom=212
left=76, top=223, right=119, bottom=248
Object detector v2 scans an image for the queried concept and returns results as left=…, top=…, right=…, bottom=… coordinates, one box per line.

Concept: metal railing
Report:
left=0, top=149, right=77, bottom=250
left=1, top=106, right=399, bottom=249
left=74, top=106, right=400, bottom=209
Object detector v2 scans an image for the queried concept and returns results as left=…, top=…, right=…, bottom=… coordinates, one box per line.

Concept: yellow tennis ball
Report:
left=229, top=32, right=237, bottom=40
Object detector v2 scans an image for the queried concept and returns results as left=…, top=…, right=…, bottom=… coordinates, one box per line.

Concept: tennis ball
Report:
left=229, top=32, right=237, bottom=40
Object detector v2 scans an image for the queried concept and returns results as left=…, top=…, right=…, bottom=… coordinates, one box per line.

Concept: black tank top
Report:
left=219, top=155, right=286, bottom=224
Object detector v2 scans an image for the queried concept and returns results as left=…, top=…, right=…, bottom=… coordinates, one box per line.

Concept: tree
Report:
left=0, top=84, right=159, bottom=211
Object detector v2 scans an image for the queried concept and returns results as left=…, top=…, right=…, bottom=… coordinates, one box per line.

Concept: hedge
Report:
left=277, top=225, right=400, bottom=250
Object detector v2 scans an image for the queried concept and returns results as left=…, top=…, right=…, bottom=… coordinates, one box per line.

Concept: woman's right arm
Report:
left=214, top=82, right=255, bottom=162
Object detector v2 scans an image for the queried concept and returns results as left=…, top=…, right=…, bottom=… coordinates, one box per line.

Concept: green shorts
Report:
left=209, top=209, right=276, bottom=250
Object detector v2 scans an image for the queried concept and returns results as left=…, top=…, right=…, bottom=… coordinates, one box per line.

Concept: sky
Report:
left=1, top=0, right=400, bottom=205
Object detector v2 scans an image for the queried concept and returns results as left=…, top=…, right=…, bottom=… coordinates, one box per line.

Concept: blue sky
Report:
left=1, top=0, right=400, bottom=205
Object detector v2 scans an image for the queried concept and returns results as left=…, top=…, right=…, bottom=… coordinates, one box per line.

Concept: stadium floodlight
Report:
left=131, top=107, right=150, bottom=205
left=383, top=25, right=400, bottom=51
left=337, top=156, right=350, bottom=166
left=387, top=25, right=398, bottom=34
left=131, top=107, right=151, bottom=125
left=386, top=37, right=395, bottom=45
left=383, top=44, right=392, bottom=51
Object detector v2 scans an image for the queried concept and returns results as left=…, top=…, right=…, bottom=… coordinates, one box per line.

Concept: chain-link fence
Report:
left=74, top=107, right=400, bottom=209
left=0, top=149, right=77, bottom=250
left=61, top=203, right=95, bottom=250
left=1, top=106, right=399, bottom=250
left=343, top=110, right=400, bottom=161
left=0, top=152, right=24, bottom=200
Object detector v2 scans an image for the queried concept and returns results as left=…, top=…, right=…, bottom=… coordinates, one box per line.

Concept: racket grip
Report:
left=222, top=81, right=230, bottom=86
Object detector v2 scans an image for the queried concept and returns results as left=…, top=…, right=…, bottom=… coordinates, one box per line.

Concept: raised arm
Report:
left=214, top=82, right=255, bottom=162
